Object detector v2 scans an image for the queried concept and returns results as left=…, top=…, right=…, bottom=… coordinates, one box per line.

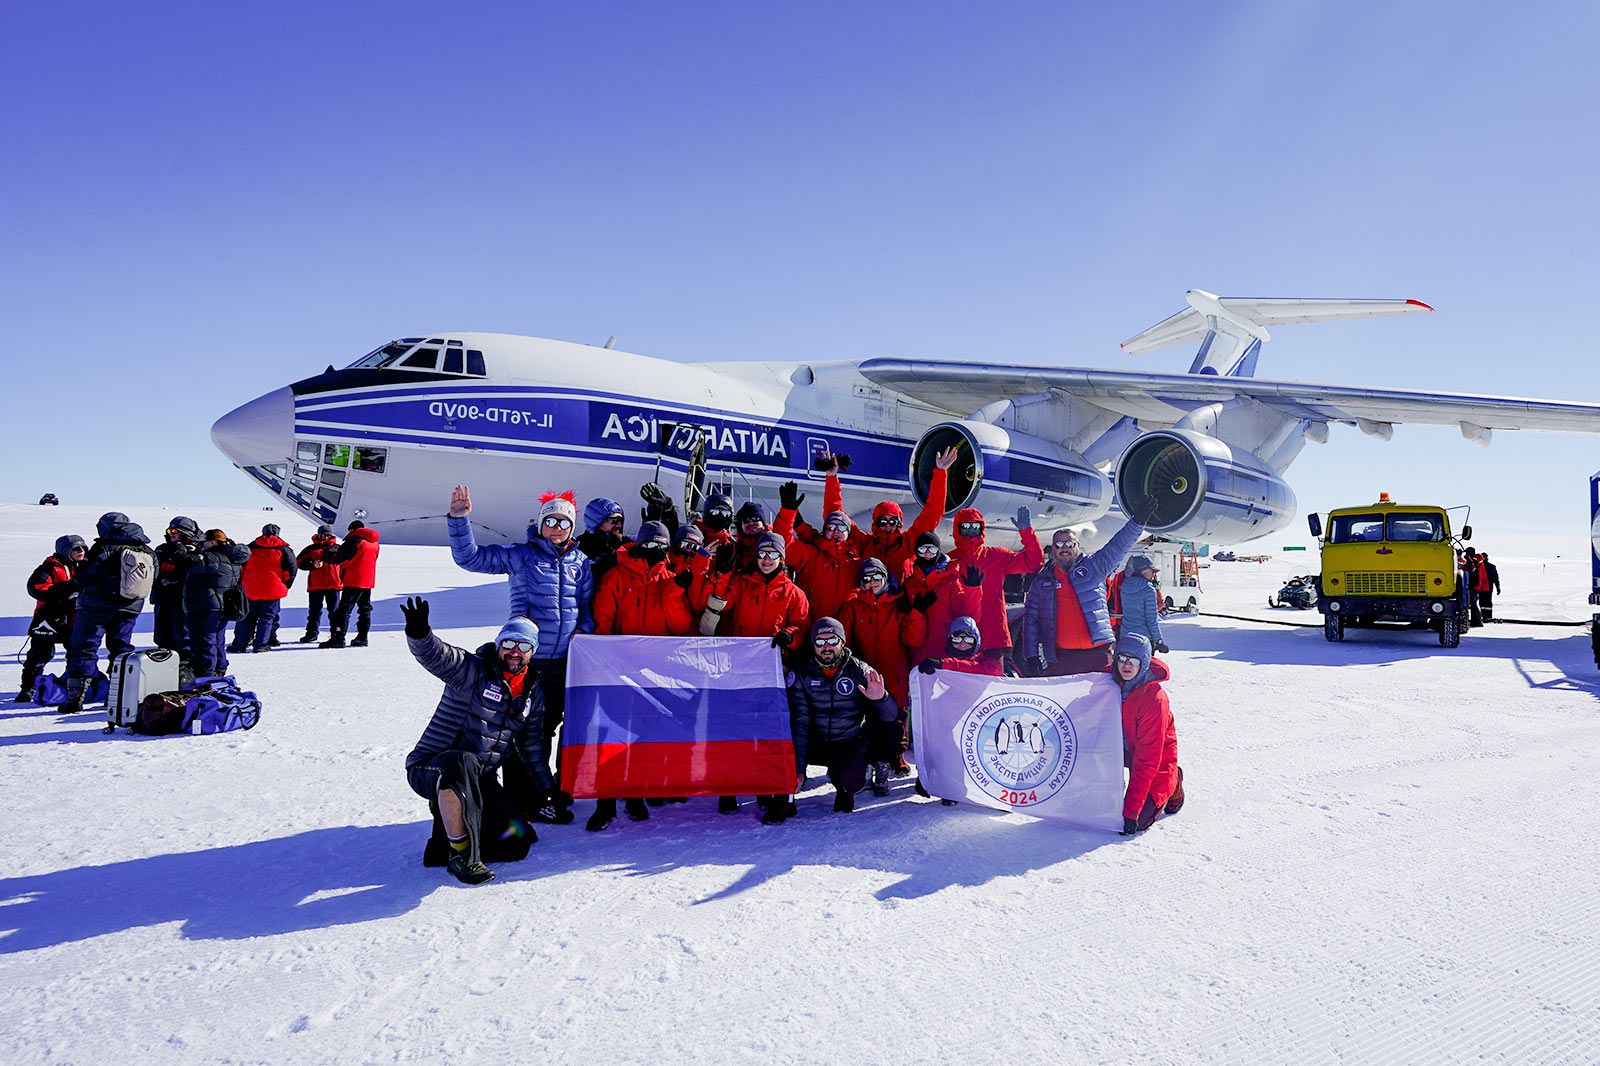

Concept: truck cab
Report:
left=1307, top=494, right=1471, bottom=647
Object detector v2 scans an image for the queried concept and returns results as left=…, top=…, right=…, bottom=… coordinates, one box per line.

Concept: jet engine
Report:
left=909, top=420, right=1111, bottom=525
left=1114, top=429, right=1295, bottom=543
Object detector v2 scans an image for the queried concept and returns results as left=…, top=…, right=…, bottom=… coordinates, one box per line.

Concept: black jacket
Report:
left=405, top=633, right=550, bottom=792
left=786, top=651, right=898, bottom=770
left=182, top=542, right=250, bottom=615
left=154, top=540, right=199, bottom=602
left=77, top=513, right=154, bottom=615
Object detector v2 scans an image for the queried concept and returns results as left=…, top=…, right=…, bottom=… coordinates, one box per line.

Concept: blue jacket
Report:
left=1019, top=519, right=1144, bottom=663
left=448, top=515, right=593, bottom=658
left=1118, top=572, right=1165, bottom=648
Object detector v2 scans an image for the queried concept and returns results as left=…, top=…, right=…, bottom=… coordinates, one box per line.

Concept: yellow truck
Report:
left=1307, top=494, right=1472, bottom=648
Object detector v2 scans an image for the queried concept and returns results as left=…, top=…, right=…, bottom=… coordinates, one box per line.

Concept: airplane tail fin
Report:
left=1120, top=290, right=1433, bottom=377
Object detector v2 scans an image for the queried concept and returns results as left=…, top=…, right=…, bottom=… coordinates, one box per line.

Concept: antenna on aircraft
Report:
left=604, top=336, right=619, bottom=349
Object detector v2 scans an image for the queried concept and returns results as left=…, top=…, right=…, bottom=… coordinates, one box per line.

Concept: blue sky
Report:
left=6, top=2, right=1598, bottom=556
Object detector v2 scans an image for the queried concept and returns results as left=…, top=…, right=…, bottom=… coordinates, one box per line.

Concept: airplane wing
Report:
left=858, top=358, right=1600, bottom=435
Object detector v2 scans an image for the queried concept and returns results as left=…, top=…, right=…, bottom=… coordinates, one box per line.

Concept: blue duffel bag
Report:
left=180, top=675, right=262, bottom=734
left=34, top=672, right=109, bottom=706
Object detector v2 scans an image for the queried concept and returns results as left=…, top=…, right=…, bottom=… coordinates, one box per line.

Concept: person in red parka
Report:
left=912, top=615, right=1003, bottom=805
left=948, top=506, right=1043, bottom=661
left=1113, top=632, right=1184, bottom=835
left=587, top=521, right=694, bottom=832
left=233, top=524, right=296, bottom=654
left=806, top=449, right=956, bottom=580
left=837, top=557, right=924, bottom=791
left=295, top=525, right=344, bottom=644
left=323, top=520, right=381, bottom=648
left=703, top=530, right=809, bottom=814
left=903, top=531, right=984, bottom=664
left=773, top=486, right=863, bottom=624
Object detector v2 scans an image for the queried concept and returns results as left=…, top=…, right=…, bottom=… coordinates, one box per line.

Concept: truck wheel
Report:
left=1187, top=597, right=1197, bottom=613
left=1324, top=614, right=1344, bottom=642
left=1591, top=623, right=1599, bottom=670
left=1164, top=595, right=1174, bottom=611
left=1440, top=615, right=1461, bottom=648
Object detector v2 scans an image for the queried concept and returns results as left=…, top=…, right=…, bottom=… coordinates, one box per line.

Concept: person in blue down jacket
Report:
left=400, top=597, right=546, bottom=886
left=1117, top=554, right=1168, bottom=655
left=1018, top=512, right=1148, bottom=677
left=445, top=483, right=593, bottom=821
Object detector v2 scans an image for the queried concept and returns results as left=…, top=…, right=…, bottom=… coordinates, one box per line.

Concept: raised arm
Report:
left=908, top=447, right=957, bottom=539
left=446, top=515, right=517, bottom=575
left=1080, top=518, right=1145, bottom=585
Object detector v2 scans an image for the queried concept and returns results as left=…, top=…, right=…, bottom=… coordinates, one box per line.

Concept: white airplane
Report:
left=210, top=290, right=1600, bottom=547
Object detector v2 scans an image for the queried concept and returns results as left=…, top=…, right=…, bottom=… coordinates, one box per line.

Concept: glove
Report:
left=894, top=594, right=913, bottom=614
left=911, top=590, right=938, bottom=613
left=813, top=453, right=837, bottom=473
left=962, top=565, right=984, bottom=587
left=918, top=658, right=941, bottom=675
left=1029, top=656, right=1048, bottom=676
left=1134, top=499, right=1160, bottom=526
left=778, top=481, right=805, bottom=511
left=1154, top=641, right=1169, bottom=654
left=771, top=630, right=794, bottom=649
left=713, top=544, right=737, bottom=574
left=835, top=453, right=852, bottom=471
left=1119, top=817, right=1140, bottom=836
left=640, top=482, right=672, bottom=520
left=1014, top=506, right=1031, bottom=530
left=400, top=596, right=430, bottom=639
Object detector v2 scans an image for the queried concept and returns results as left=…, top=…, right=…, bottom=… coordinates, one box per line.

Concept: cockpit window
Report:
left=467, top=349, right=486, bottom=376
left=344, top=339, right=486, bottom=375
left=400, top=347, right=440, bottom=370
left=349, top=341, right=412, bottom=369
left=443, top=348, right=464, bottom=374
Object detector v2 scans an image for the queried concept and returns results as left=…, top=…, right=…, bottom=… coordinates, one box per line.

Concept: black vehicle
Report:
left=38, top=493, right=59, bottom=506
left=1268, top=575, right=1318, bottom=610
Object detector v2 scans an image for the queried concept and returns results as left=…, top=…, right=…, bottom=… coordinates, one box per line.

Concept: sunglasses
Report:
left=499, top=639, right=535, bottom=653
left=1053, top=541, right=1078, bottom=552
left=1115, top=654, right=1142, bottom=666
left=813, top=635, right=842, bottom=648
left=542, top=516, right=573, bottom=529
left=708, top=507, right=733, bottom=518
left=950, top=634, right=977, bottom=645
left=640, top=540, right=670, bottom=551
left=755, top=548, right=783, bottom=560
left=957, top=522, right=983, bottom=536
left=166, top=528, right=188, bottom=537
left=875, top=516, right=901, bottom=528
left=601, top=514, right=624, bottom=525
left=915, top=544, right=939, bottom=556
left=824, top=521, right=849, bottom=533
left=740, top=517, right=766, bottom=526
left=861, top=573, right=886, bottom=585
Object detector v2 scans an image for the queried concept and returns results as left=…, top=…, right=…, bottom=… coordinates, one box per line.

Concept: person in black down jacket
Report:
left=19, top=534, right=85, bottom=702
left=152, top=515, right=200, bottom=661
left=762, top=616, right=897, bottom=824
left=182, top=529, right=251, bottom=679
left=401, top=597, right=553, bottom=886
left=61, top=512, right=154, bottom=714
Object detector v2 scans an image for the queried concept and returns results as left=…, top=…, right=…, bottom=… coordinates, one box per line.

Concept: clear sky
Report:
left=6, top=1, right=1598, bottom=557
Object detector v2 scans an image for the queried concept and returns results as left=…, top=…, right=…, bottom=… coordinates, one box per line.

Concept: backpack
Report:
left=134, top=691, right=190, bottom=735
left=221, top=585, right=247, bottom=621
left=105, top=545, right=156, bottom=601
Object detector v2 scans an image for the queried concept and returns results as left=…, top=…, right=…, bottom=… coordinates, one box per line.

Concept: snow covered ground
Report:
left=2, top=503, right=1598, bottom=1064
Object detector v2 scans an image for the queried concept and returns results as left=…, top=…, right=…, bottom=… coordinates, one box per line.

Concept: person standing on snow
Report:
left=447, top=484, right=594, bottom=821
left=1112, top=632, right=1184, bottom=836
left=772, top=482, right=863, bottom=623
left=60, top=512, right=155, bottom=714
left=295, top=526, right=343, bottom=644
left=1116, top=554, right=1169, bottom=655
left=903, top=531, right=984, bottom=665
left=232, top=524, right=297, bottom=654
left=1019, top=516, right=1147, bottom=677
left=1478, top=551, right=1501, bottom=623
left=19, top=534, right=85, bottom=702
left=322, top=520, right=381, bottom=648
left=183, top=529, right=251, bottom=680
left=152, top=516, right=200, bottom=662
left=947, top=506, right=1045, bottom=664
left=400, top=597, right=544, bottom=886
left=762, top=617, right=897, bottom=825
left=837, top=557, right=923, bottom=793
left=576, top=497, right=628, bottom=580
left=808, top=449, right=957, bottom=580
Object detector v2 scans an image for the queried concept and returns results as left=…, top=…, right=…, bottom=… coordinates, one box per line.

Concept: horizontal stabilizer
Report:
left=1122, top=291, right=1433, bottom=355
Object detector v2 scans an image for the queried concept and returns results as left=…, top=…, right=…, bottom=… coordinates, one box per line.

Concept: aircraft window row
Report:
left=347, top=339, right=487, bottom=376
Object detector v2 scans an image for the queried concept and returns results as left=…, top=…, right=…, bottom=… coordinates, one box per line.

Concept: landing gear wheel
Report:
left=1187, top=597, right=1197, bottom=613
left=1440, top=615, right=1461, bottom=648
left=1324, top=614, right=1345, bottom=642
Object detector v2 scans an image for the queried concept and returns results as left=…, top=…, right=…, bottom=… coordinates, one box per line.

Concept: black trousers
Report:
left=152, top=593, right=188, bottom=657
left=502, top=656, right=569, bottom=809
left=305, top=589, right=339, bottom=633
left=21, top=632, right=65, bottom=687
left=408, top=751, right=535, bottom=867
left=868, top=705, right=908, bottom=761
left=330, top=588, right=373, bottom=639
left=810, top=734, right=870, bottom=795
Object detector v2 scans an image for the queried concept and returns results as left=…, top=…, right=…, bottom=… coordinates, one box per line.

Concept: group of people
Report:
left=1459, top=547, right=1502, bottom=626
left=20, top=513, right=382, bottom=712
left=405, top=453, right=1184, bottom=886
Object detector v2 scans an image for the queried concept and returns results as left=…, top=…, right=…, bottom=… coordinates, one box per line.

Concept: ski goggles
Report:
left=499, top=638, right=535, bottom=653
left=812, top=634, right=842, bottom=648
left=860, top=573, right=886, bottom=587
left=914, top=543, right=939, bottom=557
left=600, top=513, right=624, bottom=526
left=739, top=516, right=767, bottom=527
left=640, top=539, right=670, bottom=551
left=957, top=521, right=984, bottom=536
left=874, top=515, right=902, bottom=528
left=823, top=518, right=850, bottom=532
left=950, top=633, right=978, bottom=646
left=1114, top=653, right=1142, bottom=667
left=541, top=515, right=573, bottom=529
left=755, top=548, right=783, bottom=561
left=707, top=507, right=733, bottom=520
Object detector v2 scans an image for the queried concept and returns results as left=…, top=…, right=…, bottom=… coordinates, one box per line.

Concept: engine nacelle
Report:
left=909, top=420, right=1111, bottom=524
left=1114, top=429, right=1296, bottom=543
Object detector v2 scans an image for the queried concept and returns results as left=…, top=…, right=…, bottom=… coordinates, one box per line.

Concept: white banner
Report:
left=910, top=669, right=1125, bottom=832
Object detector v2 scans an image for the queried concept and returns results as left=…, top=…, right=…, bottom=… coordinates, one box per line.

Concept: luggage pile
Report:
left=101, top=649, right=262, bottom=736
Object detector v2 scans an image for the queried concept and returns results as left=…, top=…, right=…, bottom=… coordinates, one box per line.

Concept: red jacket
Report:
left=836, top=588, right=924, bottom=707
left=28, top=554, right=78, bottom=623
left=933, top=654, right=1005, bottom=676
left=297, top=537, right=344, bottom=592
left=241, top=535, right=296, bottom=601
left=903, top=557, right=984, bottom=663
left=817, top=469, right=947, bottom=581
left=594, top=544, right=694, bottom=636
left=948, top=507, right=1044, bottom=650
left=773, top=508, right=863, bottom=624
left=337, top=527, right=381, bottom=590
left=1122, top=659, right=1180, bottom=820
left=713, top=568, right=809, bottom=649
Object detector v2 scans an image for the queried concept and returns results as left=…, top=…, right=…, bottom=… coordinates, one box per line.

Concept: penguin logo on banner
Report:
left=962, top=691, right=1077, bottom=808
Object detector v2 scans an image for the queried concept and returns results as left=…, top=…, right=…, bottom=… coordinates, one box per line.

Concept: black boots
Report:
left=59, top=677, right=86, bottom=715
left=446, top=850, right=494, bottom=886
left=760, top=797, right=797, bottom=824
left=319, top=634, right=346, bottom=649
left=624, top=798, right=650, bottom=822
left=833, top=790, right=855, bottom=814
left=718, top=796, right=740, bottom=814
left=296, top=630, right=318, bottom=644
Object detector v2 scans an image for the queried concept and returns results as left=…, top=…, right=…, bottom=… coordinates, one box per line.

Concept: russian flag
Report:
left=560, top=636, right=797, bottom=799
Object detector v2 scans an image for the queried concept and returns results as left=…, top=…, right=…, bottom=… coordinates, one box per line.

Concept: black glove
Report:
left=962, top=564, right=984, bottom=587
left=1119, top=817, right=1140, bottom=836
left=771, top=630, right=794, bottom=649
left=813, top=453, right=838, bottom=473
left=918, top=658, right=940, bottom=674
left=835, top=453, right=852, bottom=471
left=1154, top=641, right=1169, bottom=654
left=1134, top=499, right=1160, bottom=526
left=400, top=596, right=430, bottom=639
left=911, top=590, right=938, bottom=612
left=778, top=481, right=805, bottom=511
left=640, top=482, right=672, bottom=520
left=894, top=594, right=913, bottom=614
left=1029, top=656, right=1047, bottom=676
left=713, top=544, right=737, bottom=574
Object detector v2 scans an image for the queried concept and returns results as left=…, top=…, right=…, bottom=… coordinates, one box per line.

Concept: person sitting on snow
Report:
left=1112, top=632, right=1184, bottom=836
left=401, top=597, right=548, bottom=886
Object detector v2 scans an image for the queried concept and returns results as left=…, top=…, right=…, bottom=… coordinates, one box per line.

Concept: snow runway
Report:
left=2, top=505, right=1597, bottom=1064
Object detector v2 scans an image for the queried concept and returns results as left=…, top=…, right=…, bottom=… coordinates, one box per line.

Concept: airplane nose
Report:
left=211, top=386, right=294, bottom=467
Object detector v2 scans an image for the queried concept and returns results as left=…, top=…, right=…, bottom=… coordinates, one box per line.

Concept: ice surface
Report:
left=2, top=504, right=1597, bottom=1064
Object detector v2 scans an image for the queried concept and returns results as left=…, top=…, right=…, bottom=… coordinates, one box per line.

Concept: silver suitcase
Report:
left=106, top=648, right=181, bottom=729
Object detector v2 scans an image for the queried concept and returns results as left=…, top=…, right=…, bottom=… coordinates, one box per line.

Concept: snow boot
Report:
left=296, top=630, right=319, bottom=644
left=320, top=634, right=346, bottom=649
left=647, top=798, right=668, bottom=808
left=760, top=798, right=797, bottom=825
left=870, top=762, right=892, bottom=797
left=59, top=677, right=86, bottom=715
left=1164, top=766, right=1186, bottom=815
left=446, top=850, right=495, bottom=886
left=531, top=800, right=575, bottom=825
left=349, top=636, right=369, bottom=648
left=17, top=682, right=35, bottom=703
left=892, top=756, right=912, bottom=777
left=585, top=808, right=615, bottom=832
left=624, top=798, right=651, bottom=822
left=718, top=796, right=740, bottom=814
left=833, top=790, right=855, bottom=814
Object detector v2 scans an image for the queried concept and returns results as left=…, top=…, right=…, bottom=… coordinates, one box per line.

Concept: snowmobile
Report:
left=1268, top=575, right=1318, bottom=610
